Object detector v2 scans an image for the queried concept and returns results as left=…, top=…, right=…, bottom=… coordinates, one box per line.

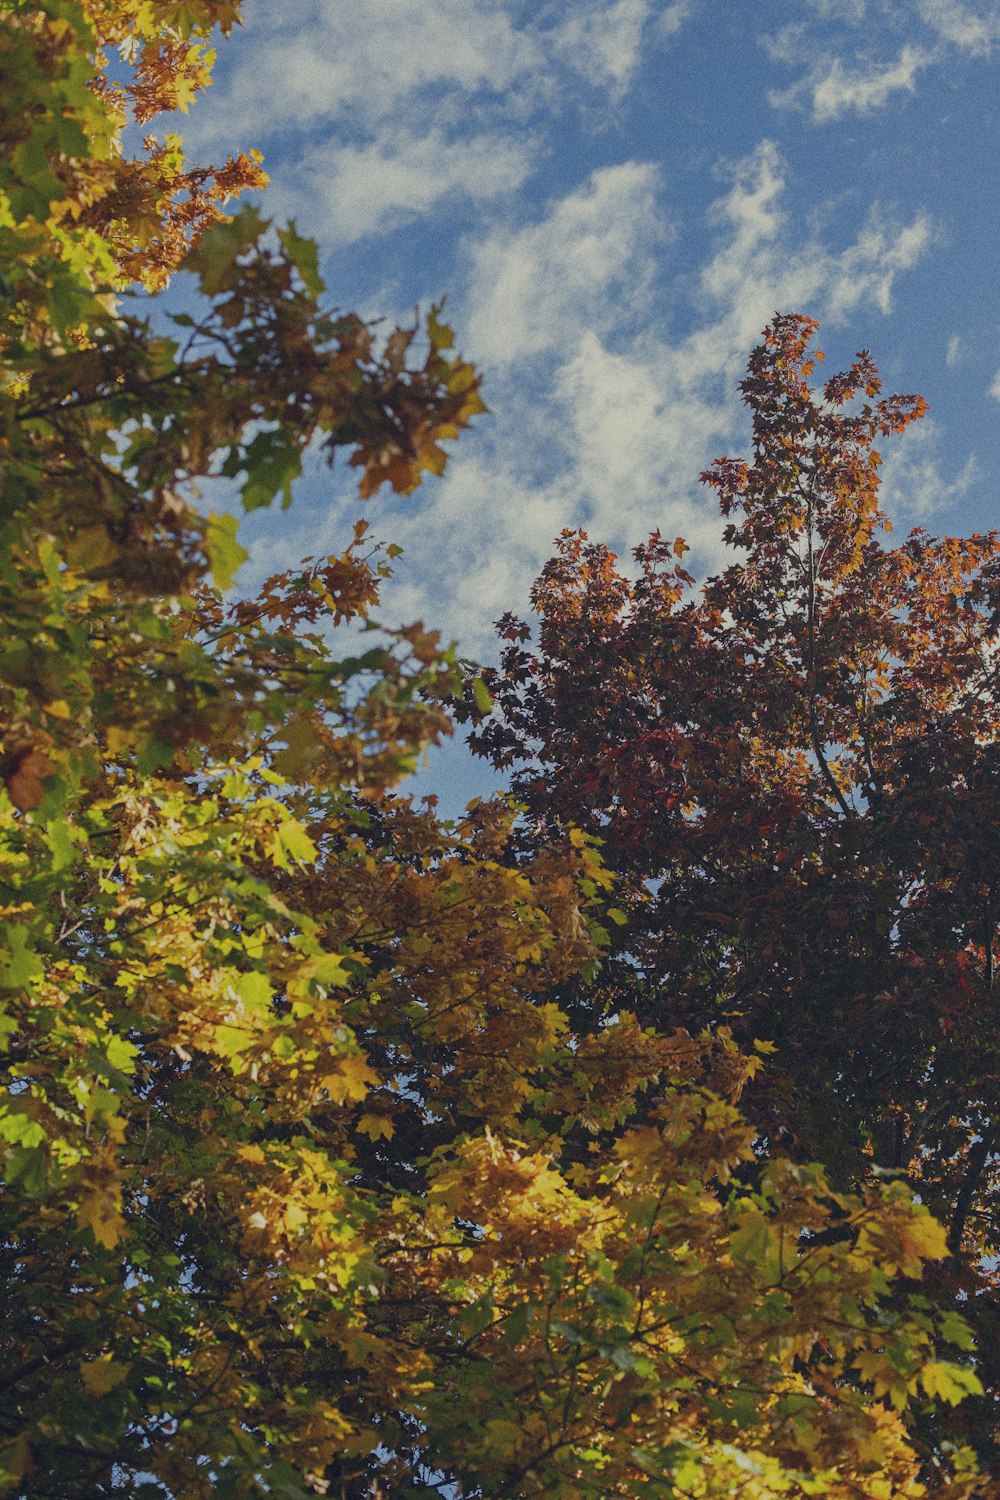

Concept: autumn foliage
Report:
left=470, top=312, right=1000, bottom=1487
left=0, top=4, right=996, bottom=1499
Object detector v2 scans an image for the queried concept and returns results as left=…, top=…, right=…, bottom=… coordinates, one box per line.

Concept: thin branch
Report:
left=948, top=1126, right=995, bottom=1256
left=804, top=476, right=854, bottom=819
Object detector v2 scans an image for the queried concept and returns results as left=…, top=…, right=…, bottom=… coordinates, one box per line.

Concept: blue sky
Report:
left=175, top=0, right=1000, bottom=805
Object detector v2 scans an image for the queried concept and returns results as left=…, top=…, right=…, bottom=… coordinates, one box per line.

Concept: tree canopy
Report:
left=468, top=311, right=1000, bottom=1486
left=0, top=5, right=994, bottom=1499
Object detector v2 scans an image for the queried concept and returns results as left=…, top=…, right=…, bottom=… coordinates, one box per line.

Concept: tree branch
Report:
left=948, top=1126, right=995, bottom=1255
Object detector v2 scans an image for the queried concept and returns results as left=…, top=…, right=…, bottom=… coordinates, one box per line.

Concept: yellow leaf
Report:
left=897, top=1210, right=949, bottom=1272
left=325, top=1054, right=378, bottom=1105
left=64, top=524, right=119, bottom=575
left=80, top=1356, right=130, bottom=1397
left=0, top=1433, right=31, bottom=1487
left=920, top=1361, right=984, bottom=1406
left=357, top=1113, right=394, bottom=1142
left=104, top=725, right=133, bottom=757
left=77, top=1187, right=124, bottom=1250
left=269, top=817, right=318, bottom=870
left=854, top=1349, right=914, bottom=1411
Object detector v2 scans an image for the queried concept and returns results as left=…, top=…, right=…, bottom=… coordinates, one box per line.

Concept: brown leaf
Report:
left=5, top=748, right=53, bottom=811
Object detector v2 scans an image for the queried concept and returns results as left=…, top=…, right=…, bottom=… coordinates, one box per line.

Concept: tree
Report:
left=0, top=9, right=990, bottom=1497
left=468, top=312, right=1000, bottom=1478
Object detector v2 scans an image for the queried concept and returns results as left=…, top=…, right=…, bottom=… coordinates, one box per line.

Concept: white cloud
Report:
left=268, top=129, right=535, bottom=246
left=181, top=1, right=697, bottom=256
left=819, top=0, right=868, bottom=18
left=783, top=0, right=869, bottom=19
left=811, top=45, right=930, bottom=119
left=463, top=163, right=664, bottom=366
left=552, top=331, right=726, bottom=522
left=821, top=210, right=935, bottom=317
left=191, top=0, right=538, bottom=144
left=228, top=136, right=937, bottom=659
left=687, top=143, right=932, bottom=376
left=769, top=44, right=931, bottom=120
left=918, top=0, right=1000, bottom=55
left=353, top=142, right=936, bottom=653
left=544, top=0, right=655, bottom=96
left=702, top=140, right=786, bottom=301
left=190, top=0, right=693, bottom=149
left=657, top=0, right=695, bottom=39
left=947, top=334, right=963, bottom=366
left=180, top=6, right=943, bottom=670
left=878, top=419, right=978, bottom=521
left=765, top=0, right=1000, bottom=121
left=990, top=370, right=1000, bottom=401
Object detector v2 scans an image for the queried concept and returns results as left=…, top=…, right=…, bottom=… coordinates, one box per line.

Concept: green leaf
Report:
left=590, top=1283, right=633, bottom=1317
left=44, top=816, right=85, bottom=872
left=278, top=220, right=324, bottom=297
left=483, top=1419, right=522, bottom=1459
left=240, top=431, right=303, bottom=512
left=270, top=818, right=318, bottom=870
left=0, top=1003, right=16, bottom=1047
left=234, top=970, right=274, bottom=1012
left=5, top=1145, right=47, bottom=1193
left=0, top=1109, right=45, bottom=1148
left=136, top=737, right=172, bottom=777
left=0, top=926, right=43, bottom=990
left=472, top=677, right=493, bottom=715
left=308, top=953, right=351, bottom=987
left=216, top=1024, right=251, bottom=1061
left=939, top=1310, right=976, bottom=1352
left=80, top=1356, right=130, bottom=1397
left=185, top=205, right=268, bottom=295
left=206, top=511, right=248, bottom=590
left=727, top=1388, right=759, bottom=1429
left=427, top=303, right=455, bottom=351
left=106, top=1035, right=138, bottom=1075
left=729, top=1209, right=780, bottom=1274
left=332, top=647, right=389, bottom=682
left=550, top=1320, right=585, bottom=1345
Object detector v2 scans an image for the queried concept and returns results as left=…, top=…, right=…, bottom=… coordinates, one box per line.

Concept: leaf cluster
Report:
left=0, top=13, right=992, bottom=1500
left=467, top=312, right=1000, bottom=1484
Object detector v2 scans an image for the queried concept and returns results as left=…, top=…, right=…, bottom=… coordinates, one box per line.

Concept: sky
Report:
left=173, top=0, right=1000, bottom=807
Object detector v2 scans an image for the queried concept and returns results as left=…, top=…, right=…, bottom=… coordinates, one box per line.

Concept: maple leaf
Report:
left=76, top=1187, right=125, bottom=1251
left=920, top=1362, right=985, bottom=1406
left=80, top=1357, right=130, bottom=1398
left=356, top=1113, right=394, bottom=1142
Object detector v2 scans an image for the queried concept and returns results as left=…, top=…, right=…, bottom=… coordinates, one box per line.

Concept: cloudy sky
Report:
left=177, top=0, right=999, bottom=802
